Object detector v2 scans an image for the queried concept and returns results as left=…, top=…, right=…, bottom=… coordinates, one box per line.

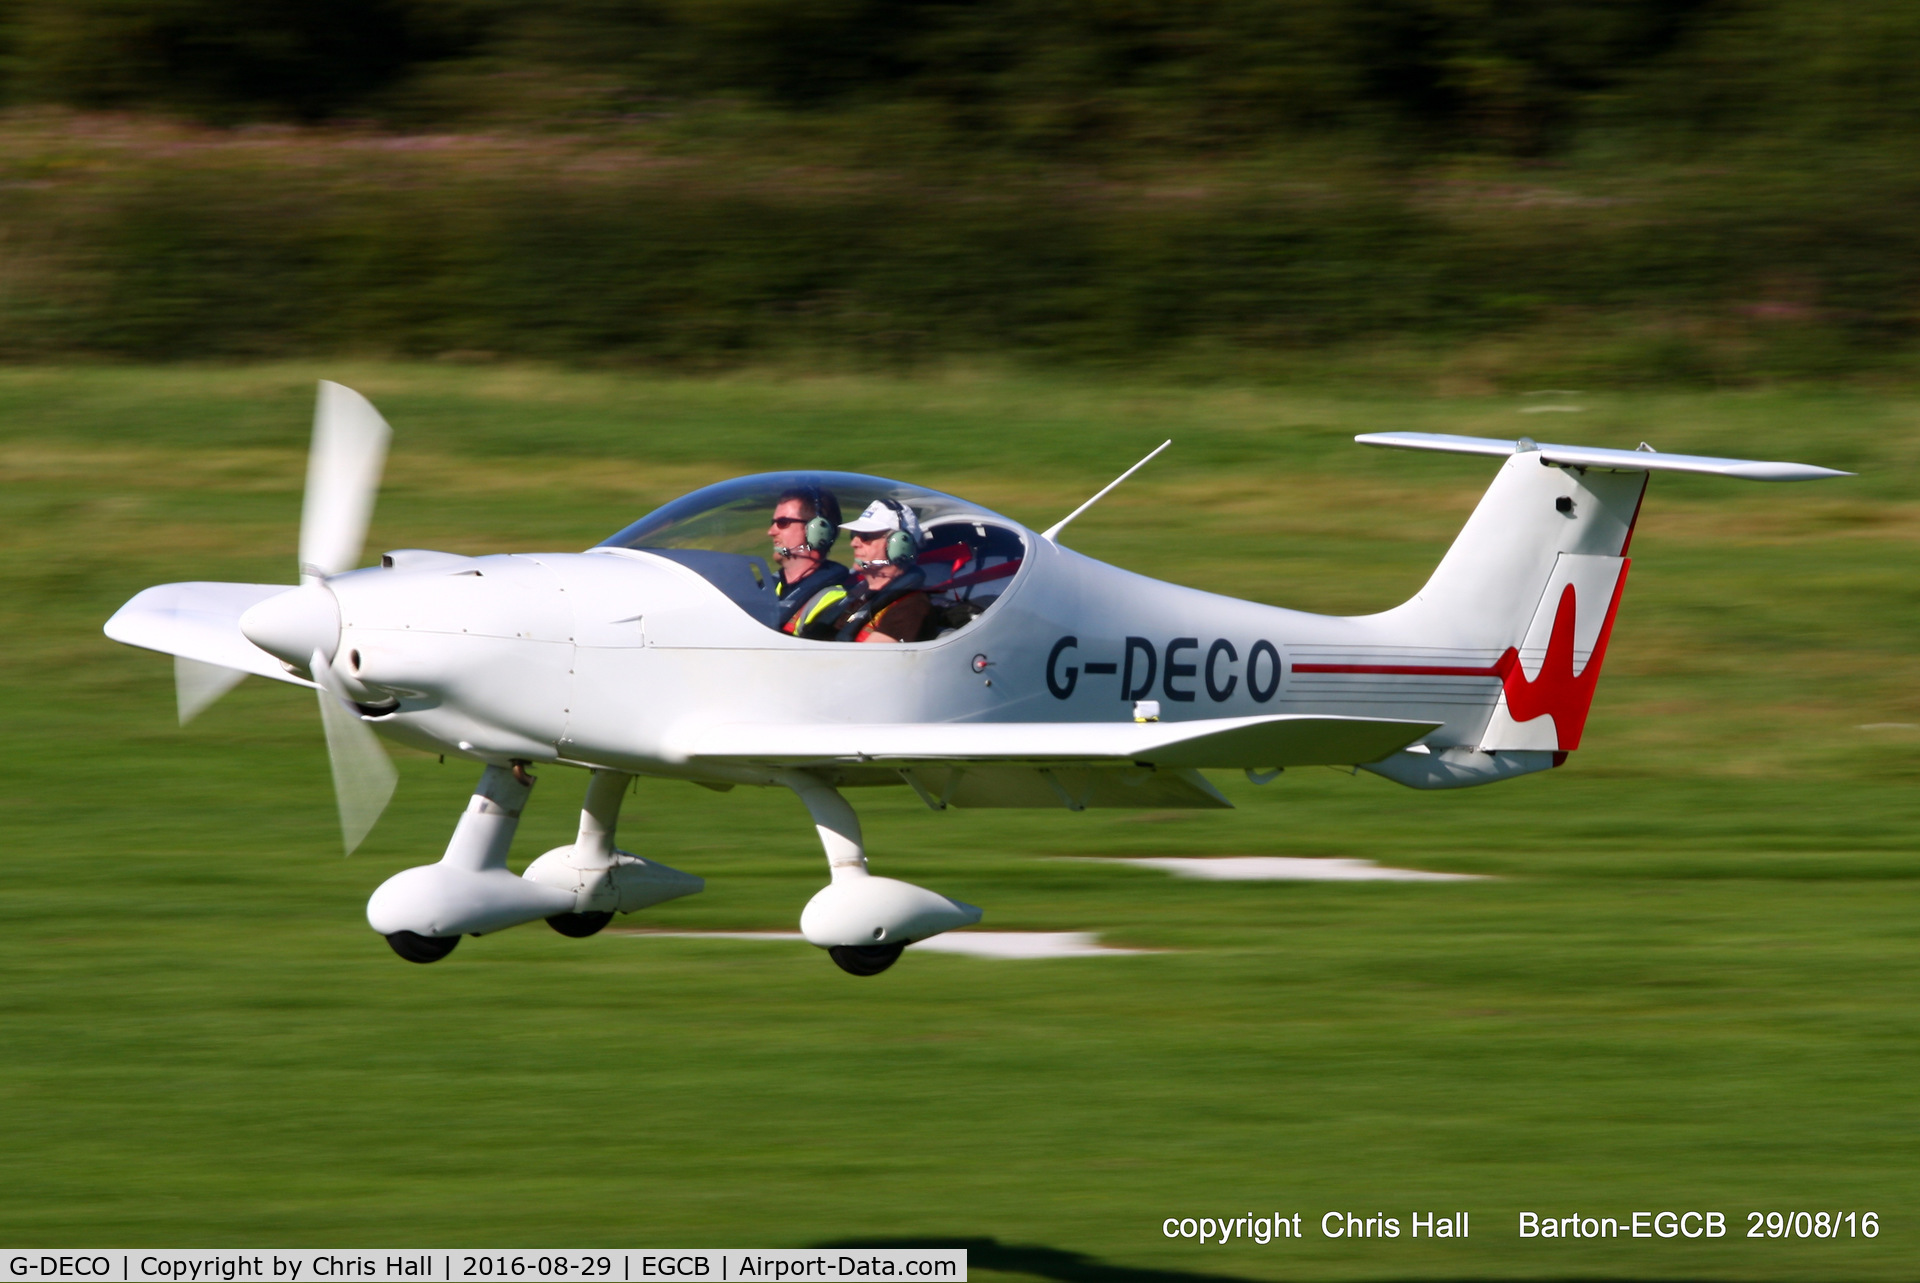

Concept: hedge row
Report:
left=1, top=144, right=1915, bottom=379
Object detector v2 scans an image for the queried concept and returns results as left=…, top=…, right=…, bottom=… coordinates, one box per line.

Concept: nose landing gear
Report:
left=366, top=763, right=575, bottom=962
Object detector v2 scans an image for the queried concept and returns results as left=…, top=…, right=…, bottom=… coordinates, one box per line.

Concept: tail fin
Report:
left=1361, top=432, right=1847, bottom=753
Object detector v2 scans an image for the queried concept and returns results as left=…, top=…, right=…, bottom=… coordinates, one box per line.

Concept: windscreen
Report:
left=595, top=471, right=1011, bottom=557
left=594, top=471, right=1029, bottom=641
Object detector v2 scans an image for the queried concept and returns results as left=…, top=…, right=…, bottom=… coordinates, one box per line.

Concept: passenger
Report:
left=825, top=498, right=931, bottom=643
left=766, top=486, right=852, bottom=635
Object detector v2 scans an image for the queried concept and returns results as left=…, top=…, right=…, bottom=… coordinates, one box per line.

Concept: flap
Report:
left=900, top=764, right=1233, bottom=810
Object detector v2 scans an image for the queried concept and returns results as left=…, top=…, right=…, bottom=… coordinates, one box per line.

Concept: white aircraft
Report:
left=105, top=384, right=1847, bottom=973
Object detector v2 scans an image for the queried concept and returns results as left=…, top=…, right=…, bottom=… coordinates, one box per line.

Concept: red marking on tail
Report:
left=1492, top=561, right=1631, bottom=750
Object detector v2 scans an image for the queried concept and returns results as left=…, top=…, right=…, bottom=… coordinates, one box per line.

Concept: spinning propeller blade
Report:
left=312, top=649, right=398, bottom=855
left=299, top=381, right=391, bottom=582
left=299, top=384, right=397, bottom=851
left=121, top=382, right=401, bottom=845
left=174, top=655, right=247, bottom=725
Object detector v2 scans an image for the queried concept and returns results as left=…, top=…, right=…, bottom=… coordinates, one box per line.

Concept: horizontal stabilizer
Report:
left=1356, top=432, right=1850, bottom=482
left=104, top=582, right=313, bottom=687
left=672, top=713, right=1438, bottom=769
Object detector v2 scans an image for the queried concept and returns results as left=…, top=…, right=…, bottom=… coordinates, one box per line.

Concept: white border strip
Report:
left=1, top=1252, right=965, bottom=1283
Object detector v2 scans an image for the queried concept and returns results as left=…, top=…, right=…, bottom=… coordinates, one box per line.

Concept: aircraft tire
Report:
left=547, top=910, right=615, bottom=938
left=828, top=943, right=905, bottom=976
left=386, top=930, right=460, bottom=963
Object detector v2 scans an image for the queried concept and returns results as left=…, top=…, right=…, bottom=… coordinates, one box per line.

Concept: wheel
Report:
left=386, top=930, right=459, bottom=963
left=828, top=943, right=905, bottom=976
left=547, top=910, right=614, bottom=938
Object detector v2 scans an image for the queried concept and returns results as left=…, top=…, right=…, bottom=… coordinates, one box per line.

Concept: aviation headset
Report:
left=803, top=485, right=838, bottom=554
left=780, top=485, right=840, bottom=555
left=876, top=498, right=919, bottom=566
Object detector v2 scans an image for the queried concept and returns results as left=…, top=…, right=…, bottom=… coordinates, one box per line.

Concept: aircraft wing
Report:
left=104, top=581, right=313, bottom=687
left=673, top=713, right=1438, bottom=769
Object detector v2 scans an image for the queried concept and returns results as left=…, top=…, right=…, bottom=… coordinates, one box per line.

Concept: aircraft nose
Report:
left=240, top=583, right=342, bottom=668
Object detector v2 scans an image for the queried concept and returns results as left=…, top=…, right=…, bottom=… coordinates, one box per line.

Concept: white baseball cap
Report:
left=841, top=499, right=922, bottom=540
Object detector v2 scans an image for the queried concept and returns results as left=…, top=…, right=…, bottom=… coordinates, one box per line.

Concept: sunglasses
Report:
left=769, top=516, right=807, bottom=527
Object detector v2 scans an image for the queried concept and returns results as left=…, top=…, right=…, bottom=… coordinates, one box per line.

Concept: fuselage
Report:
left=329, top=534, right=1513, bottom=782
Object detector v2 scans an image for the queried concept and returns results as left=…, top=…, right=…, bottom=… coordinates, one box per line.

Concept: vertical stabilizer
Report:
left=1374, top=447, right=1645, bottom=753
left=1388, top=447, right=1645, bottom=648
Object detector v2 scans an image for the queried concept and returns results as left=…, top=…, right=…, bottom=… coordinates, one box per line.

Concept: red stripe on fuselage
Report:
left=1292, top=662, right=1502, bottom=676
left=1289, top=559, right=1632, bottom=751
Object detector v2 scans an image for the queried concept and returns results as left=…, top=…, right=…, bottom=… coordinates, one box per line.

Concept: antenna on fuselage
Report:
left=1040, top=439, right=1172, bottom=543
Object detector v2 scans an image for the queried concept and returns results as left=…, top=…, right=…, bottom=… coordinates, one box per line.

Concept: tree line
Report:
left=1, top=0, right=1915, bottom=155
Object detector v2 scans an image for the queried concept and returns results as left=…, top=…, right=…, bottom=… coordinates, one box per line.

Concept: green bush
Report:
left=0, top=144, right=1902, bottom=379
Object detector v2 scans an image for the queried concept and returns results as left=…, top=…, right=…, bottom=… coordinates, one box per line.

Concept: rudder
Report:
left=1381, top=445, right=1644, bottom=648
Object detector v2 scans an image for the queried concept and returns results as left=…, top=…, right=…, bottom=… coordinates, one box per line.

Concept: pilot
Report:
left=823, top=498, right=931, bottom=644
left=767, top=485, right=852, bottom=635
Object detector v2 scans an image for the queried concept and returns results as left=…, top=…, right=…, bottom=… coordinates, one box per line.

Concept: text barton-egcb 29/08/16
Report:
left=1158, top=1210, right=1882, bottom=1245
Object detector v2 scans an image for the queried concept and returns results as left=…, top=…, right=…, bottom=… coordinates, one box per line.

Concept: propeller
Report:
left=206, top=381, right=398, bottom=853
left=313, top=649, right=399, bottom=855
left=176, top=655, right=247, bottom=725
left=300, top=380, right=392, bottom=583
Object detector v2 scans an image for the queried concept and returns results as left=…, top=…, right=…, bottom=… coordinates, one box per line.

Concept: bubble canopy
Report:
left=592, top=472, right=1030, bottom=636
left=595, top=471, right=1021, bottom=558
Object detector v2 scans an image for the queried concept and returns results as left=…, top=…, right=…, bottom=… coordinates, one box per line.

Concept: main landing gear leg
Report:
left=519, top=772, right=704, bottom=929
left=545, top=769, right=626, bottom=938
left=781, top=772, right=981, bottom=977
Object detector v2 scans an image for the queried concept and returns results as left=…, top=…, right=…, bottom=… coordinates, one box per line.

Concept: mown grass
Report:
left=1, top=364, right=1915, bottom=1280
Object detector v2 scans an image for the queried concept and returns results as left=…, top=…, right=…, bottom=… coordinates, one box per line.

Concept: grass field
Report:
left=2, top=364, right=1916, bottom=1280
